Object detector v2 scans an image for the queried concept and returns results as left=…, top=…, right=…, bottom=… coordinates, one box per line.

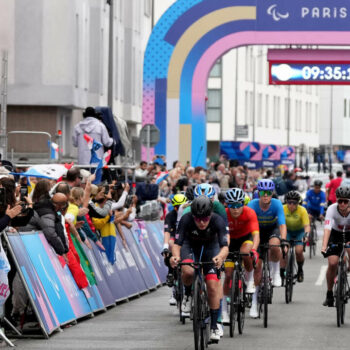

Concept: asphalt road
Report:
left=12, top=229, right=350, bottom=349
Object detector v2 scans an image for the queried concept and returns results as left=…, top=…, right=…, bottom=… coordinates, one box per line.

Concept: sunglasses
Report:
left=53, top=202, right=68, bottom=209
left=193, top=216, right=211, bottom=223
left=228, top=202, right=244, bottom=209
left=337, top=199, right=349, bottom=205
left=259, top=190, right=273, bottom=197
left=287, top=200, right=298, bottom=205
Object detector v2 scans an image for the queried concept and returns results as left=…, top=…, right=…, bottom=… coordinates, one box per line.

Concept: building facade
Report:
left=0, top=0, right=152, bottom=160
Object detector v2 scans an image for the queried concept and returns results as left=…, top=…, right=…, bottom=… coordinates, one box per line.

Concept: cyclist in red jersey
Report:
left=221, top=188, right=259, bottom=324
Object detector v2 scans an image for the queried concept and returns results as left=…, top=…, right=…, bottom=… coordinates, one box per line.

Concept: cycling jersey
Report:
left=164, top=209, right=177, bottom=239
left=225, top=206, right=259, bottom=239
left=182, top=200, right=228, bottom=225
left=302, top=189, right=326, bottom=215
left=283, top=205, right=309, bottom=232
left=324, top=203, right=350, bottom=232
left=248, top=198, right=285, bottom=230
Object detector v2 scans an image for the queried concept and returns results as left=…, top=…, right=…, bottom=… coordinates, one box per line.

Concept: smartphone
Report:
left=0, top=187, right=6, bottom=207
left=20, top=186, right=28, bottom=201
left=104, top=185, right=110, bottom=194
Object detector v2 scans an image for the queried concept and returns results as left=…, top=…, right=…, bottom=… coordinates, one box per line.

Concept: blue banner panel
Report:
left=81, top=242, right=115, bottom=308
left=18, top=233, right=76, bottom=325
left=133, top=222, right=161, bottom=286
left=37, top=234, right=92, bottom=319
left=143, top=222, right=168, bottom=283
left=7, top=234, right=59, bottom=336
left=123, top=225, right=158, bottom=290
left=90, top=243, right=129, bottom=302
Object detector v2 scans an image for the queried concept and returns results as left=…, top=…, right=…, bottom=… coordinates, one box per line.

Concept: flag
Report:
left=48, top=141, right=59, bottom=160
left=156, top=171, right=169, bottom=184
left=0, top=240, right=11, bottom=318
left=93, top=150, right=112, bottom=185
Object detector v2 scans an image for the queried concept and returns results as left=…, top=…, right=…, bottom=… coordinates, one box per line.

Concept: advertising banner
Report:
left=280, top=146, right=296, bottom=165
left=19, top=233, right=76, bottom=325
left=262, top=144, right=281, bottom=167
left=123, top=226, right=157, bottom=290
left=6, top=234, right=59, bottom=336
left=81, top=242, right=114, bottom=309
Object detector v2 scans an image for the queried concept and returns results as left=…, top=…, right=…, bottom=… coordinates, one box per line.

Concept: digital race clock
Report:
left=269, top=62, right=350, bottom=85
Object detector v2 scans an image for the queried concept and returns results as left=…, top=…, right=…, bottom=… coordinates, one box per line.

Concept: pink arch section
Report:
left=192, top=30, right=350, bottom=120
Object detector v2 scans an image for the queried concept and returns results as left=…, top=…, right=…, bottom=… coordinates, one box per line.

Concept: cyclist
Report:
left=302, top=180, right=326, bottom=221
left=281, top=191, right=310, bottom=284
left=321, top=186, right=350, bottom=307
left=221, top=188, right=259, bottom=324
left=171, top=196, right=229, bottom=342
left=247, top=179, right=287, bottom=318
left=162, top=194, right=188, bottom=305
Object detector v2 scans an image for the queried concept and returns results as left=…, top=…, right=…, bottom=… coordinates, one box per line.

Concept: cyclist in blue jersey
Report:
left=302, top=180, right=326, bottom=221
left=247, top=179, right=287, bottom=318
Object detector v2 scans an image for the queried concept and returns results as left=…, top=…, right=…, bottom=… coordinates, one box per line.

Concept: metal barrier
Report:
left=7, top=131, right=52, bottom=163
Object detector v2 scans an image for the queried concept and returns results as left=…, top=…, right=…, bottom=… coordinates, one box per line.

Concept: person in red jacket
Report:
left=327, top=171, right=343, bottom=206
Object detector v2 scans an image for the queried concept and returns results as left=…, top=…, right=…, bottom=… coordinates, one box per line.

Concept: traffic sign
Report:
left=140, top=124, right=160, bottom=148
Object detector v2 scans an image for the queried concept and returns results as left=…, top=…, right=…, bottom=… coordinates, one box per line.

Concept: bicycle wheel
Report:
left=201, top=286, right=210, bottom=348
left=263, top=261, right=269, bottom=328
left=176, top=273, right=185, bottom=324
left=335, top=262, right=344, bottom=328
left=229, top=270, right=238, bottom=337
left=285, top=250, right=294, bottom=304
left=340, top=263, right=346, bottom=325
left=193, top=277, right=202, bottom=350
left=312, top=223, right=317, bottom=257
left=238, top=274, right=245, bottom=334
left=308, top=227, right=314, bottom=259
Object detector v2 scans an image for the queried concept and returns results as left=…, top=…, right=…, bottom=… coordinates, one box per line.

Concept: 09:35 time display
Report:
left=302, top=65, right=350, bottom=81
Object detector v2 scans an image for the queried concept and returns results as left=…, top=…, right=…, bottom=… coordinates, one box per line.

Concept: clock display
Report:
left=269, top=62, right=350, bottom=85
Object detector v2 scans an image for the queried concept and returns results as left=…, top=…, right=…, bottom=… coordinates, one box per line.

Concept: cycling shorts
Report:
left=258, top=226, right=280, bottom=256
left=307, top=208, right=321, bottom=219
left=180, top=240, right=220, bottom=278
left=229, top=233, right=253, bottom=253
left=287, top=229, right=305, bottom=246
left=327, top=229, right=350, bottom=257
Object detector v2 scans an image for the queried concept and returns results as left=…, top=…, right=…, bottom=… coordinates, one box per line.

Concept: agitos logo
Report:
left=267, top=4, right=290, bottom=21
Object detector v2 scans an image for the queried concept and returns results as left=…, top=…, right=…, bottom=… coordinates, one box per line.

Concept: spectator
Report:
left=327, top=171, right=343, bottom=205
left=72, top=106, right=113, bottom=165
left=341, top=170, right=350, bottom=187
left=135, top=161, right=148, bottom=179
left=66, top=167, right=82, bottom=188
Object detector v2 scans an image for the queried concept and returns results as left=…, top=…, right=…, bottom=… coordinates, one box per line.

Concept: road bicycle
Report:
left=258, top=243, right=280, bottom=328
left=173, top=265, right=186, bottom=324
left=308, top=216, right=318, bottom=259
left=225, top=251, right=253, bottom=337
left=285, top=239, right=303, bottom=304
left=179, top=261, right=213, bottom=350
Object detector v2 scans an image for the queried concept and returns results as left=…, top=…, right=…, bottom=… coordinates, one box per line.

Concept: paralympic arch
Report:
left=142, top=0, right=350, bottom=167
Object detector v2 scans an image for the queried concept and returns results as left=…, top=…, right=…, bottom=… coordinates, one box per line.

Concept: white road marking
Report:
left=315, top=265, right=328, bottom=286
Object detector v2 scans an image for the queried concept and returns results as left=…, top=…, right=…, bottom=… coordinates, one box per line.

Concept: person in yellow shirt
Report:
left=281, top=191, right=310, bottom=283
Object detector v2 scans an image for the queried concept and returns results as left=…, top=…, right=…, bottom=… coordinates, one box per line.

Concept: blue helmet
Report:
left=194, top=183, right=216, bottom=199
left=257, top=179, right=275, bottom=191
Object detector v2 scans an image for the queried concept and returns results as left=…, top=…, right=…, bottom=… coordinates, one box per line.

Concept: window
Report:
left=257, top=93, right=263, bottom=126
left=273, top=97, right=280, bottom=128
left=295, top=100, right=298, bottom=131
left=315, top=104, right=319, bottom=132
left=207, top=89, right=221, bottom=123
left=345, top=99, right=347, bottom=117
left=245, top=91, right=253, bottom=125
left=144, top=0, right=152, bottom=17
left=284, top=97, right=289, bottom=130
left=209, top=59, right=222, bottom=77
left=265, top=95, right=269, bottom=128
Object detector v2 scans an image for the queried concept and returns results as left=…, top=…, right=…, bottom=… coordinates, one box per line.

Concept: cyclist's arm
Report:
left=322, top=210, right=333, bottom=251
left=279, top=224, right=287, bottom=240
left=322, top=228, right=331, bottom=252
left=249, top=208, right=260, bottom=250
left=301, top=207, right=310, bottom=235
left=172, top=243, right=181, bottom=261
left=319, top=192, right=326, bottom=216
left=252, top=231, right=260, bottom=251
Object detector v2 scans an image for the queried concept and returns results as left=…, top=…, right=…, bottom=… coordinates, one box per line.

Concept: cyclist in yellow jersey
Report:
left=281, top=191, right=310, bottom=283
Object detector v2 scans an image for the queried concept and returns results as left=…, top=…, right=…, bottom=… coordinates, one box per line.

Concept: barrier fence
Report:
left=4, top=220, right=166, bottom=339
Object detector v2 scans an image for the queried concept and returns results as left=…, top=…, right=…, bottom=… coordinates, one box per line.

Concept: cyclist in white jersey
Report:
left=321, top=186, right=350, bottom=307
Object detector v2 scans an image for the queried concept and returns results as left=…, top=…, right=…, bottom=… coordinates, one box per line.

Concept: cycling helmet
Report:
left=253, top=190, right=259, bottom=199
left=257, top=179, right=275, bottom=191
left=171, top=194, right=187, bottom=207
left=244, top=195, right=251, bottom=206
left=313, top=180, right=322, bottom=187
left=336, top=186, right=350, bottom=199
left=194, top=183, right=216, bottom=199
left=225, top=188, right=245, bottom=204
left=285, top=190, right=301, bottom=202
left=185, top=185, right=195, bottom=201
left=191, top=196, right=213, bottom=218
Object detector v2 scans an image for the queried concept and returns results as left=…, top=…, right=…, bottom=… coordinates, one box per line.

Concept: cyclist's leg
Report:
left=180, top=242, right=195, bottom=313
left=280, top=230, right=291, bottom=277
left=293, top=230, right=306, bottom=282
left=240, top=236, right=254, bottom=292
left=268, top=227, right=282, bottom=287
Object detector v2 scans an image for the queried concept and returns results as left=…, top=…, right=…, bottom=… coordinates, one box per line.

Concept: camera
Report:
left=20, top=186, right=28, bottom=201
left=104, top=185, right=110, bottom=195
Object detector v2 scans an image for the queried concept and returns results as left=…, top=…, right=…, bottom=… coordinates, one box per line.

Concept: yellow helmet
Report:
left=172, top=194, right=188, bottom=207
left=244, top=195, right=251, bottom=206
